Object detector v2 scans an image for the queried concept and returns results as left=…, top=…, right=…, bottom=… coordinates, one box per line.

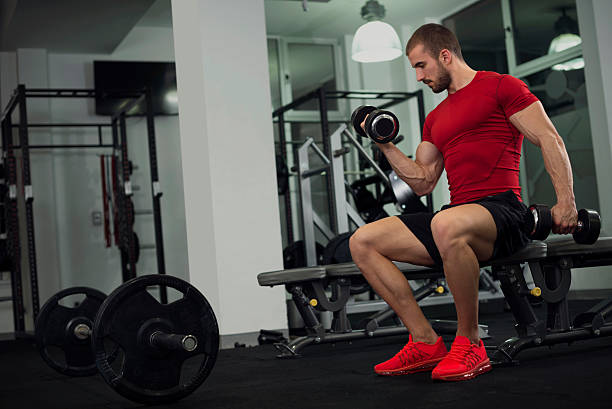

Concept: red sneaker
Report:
left=374, top=335, right=448, bottom=376
left=431, top=336, right=492, bottom=381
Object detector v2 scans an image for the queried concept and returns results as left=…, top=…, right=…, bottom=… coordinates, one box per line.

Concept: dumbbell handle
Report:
left=149, top=331, right=198, bottom=352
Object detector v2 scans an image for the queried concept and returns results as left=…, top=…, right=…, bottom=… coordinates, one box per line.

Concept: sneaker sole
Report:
left=431, top=359, right=492, bottom=381
left=375, top=357, right=446, bottom=376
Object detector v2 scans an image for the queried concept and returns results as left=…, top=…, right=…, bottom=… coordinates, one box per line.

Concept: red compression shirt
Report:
left=422, top=71, right=539, bottom=205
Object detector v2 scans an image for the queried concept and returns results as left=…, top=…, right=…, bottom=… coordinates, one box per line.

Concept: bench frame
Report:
left=259, top=238, right=612, bottom=362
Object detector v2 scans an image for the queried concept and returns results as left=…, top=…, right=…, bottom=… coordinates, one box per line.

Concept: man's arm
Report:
left=510, top=101, right=577, bottom=234
left=377, top=141, right=444, bottom=196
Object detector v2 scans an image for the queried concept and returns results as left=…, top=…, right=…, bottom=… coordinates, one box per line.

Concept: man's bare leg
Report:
left=431, top=204, right=497, bottom=345
left=349, top=216, right=438, bottom=344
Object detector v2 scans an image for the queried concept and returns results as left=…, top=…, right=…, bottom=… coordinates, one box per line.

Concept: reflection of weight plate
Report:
left=574, top=83, right=587, bottom=109
left=93, top=274, right=219, bottom=404
left=545, top=70, right=567, bottom=100
left=35, top=287, right=107, bottom=376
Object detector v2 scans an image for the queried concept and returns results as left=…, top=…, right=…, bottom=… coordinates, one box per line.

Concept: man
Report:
left=349, top=23, right=578, bottom=381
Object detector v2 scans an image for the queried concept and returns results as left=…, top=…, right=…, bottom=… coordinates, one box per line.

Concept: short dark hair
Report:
left=406, top=23, right=463, bottom=61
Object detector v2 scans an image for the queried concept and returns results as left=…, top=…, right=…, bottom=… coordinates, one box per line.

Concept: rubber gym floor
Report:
left=1, top=299, right=611, bottom=409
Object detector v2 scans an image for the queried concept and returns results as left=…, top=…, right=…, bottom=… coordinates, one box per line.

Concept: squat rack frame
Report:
left=0, top=85, right=168, bottom=334
left=273, top=87, right=429, bottom=247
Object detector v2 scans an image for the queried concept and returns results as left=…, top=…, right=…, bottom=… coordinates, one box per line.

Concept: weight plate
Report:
left=528, top=204, right=552, bottom=241
left=351, top=105, right=376, bottom=138
left=35, top=287, right=107, bottom=376
left=573, top=208, right=600, bottom=245
left=365, top=109, right=399, bottom=144
left=93, top=274, right=219, bottom=404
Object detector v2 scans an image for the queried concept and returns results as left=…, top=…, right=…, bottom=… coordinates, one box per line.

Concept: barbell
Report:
left=35, top=274, right=219, bottom=404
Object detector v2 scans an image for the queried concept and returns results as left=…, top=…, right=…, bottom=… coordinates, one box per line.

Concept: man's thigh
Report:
left=354, top=216, right=435, bottom=266
left=432, top=204, right=497, bottom=261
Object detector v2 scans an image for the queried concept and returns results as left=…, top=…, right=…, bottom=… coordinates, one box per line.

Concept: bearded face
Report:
left=424, top=61, right=451, bottom=93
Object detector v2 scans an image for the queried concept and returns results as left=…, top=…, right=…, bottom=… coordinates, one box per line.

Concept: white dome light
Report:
left=548, top=33, right=584, bottom=71
left=352, top=21, right=402, bottom=63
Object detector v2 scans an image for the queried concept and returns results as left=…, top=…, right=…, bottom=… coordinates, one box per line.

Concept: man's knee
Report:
left=348, top=226, right=372, bottom=257
left=431, top=213, right=468, bottom=257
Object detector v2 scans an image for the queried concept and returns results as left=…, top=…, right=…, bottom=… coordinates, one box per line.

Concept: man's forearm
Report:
left=539, top=133, right=575, bottom=205
left=378, top=143, right=434, bottom=195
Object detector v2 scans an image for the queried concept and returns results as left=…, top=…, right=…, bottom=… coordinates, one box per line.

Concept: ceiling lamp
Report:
left=548, top=9, right=584, bottom=71
left=351, top=0, right=402, bottom=63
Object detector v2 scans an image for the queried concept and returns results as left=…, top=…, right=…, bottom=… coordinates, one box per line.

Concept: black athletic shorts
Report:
left=396, top=189, right=530, bottom=268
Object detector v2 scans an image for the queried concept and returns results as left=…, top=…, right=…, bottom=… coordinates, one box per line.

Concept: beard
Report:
left=429, top=64, right=452, bottom=93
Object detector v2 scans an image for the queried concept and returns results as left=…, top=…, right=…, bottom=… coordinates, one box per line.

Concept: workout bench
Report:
left=258, top=237, right=612, bottom=363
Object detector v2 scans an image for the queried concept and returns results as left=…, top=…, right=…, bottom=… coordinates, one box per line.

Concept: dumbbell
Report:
left=351, top=105, right=400, bottom=144
left=526, top=204, right=601, bottom=244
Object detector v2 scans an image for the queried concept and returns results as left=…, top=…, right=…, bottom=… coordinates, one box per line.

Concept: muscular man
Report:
left=349, top=23, right=578, bottom=381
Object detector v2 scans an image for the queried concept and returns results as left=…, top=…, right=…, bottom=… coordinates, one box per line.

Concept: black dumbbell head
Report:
left=365, top=109, right=399, bottom=144
left=573, top=208, right=600, bottom=245
left=527, top=204, right=552, bottom=241
left=351, top=105, right=377, bottom=138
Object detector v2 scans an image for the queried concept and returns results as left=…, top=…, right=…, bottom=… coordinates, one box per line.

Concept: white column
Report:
left=569, top=0, right=612, bottom=291
left=171, top=0, right=285, bottom=340
left=577, top=0, right=612, bottom=235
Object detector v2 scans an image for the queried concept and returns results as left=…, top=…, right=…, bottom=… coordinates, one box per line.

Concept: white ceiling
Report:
left=0, top=0, right=474, bottom=53
left=137, top=0, right=473, bottom=38
left=0, top=0, right=156, bottom=53
left=0, top=0, right=577, bottom=54
left=264, top=0, right=467, bottom=38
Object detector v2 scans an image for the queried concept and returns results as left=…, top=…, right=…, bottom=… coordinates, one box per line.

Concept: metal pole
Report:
left=2, top=115, right=25, bottom=332
left=318, top=87, right=337, bottom=235
left=111, top=119, right=130, bottom=282
left=297, top=139, right=317, bottom=266
left=17, top=84, right=40, bottom=320
left=118, top=113, right=137, bottom=281
left=329, top=125, right=349, bottom=233
left=144, top=88, right=168, bottom=304
left=278, top=114, right=294, bottom=244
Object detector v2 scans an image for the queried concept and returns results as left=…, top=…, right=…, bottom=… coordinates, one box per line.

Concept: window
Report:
left=521, top=64, right=598, bottom=210
left=287, top=42, right=338, bottom=111
left=510, top=0, right=581, bottom=66
left=443, top=0, right=507, bottom=73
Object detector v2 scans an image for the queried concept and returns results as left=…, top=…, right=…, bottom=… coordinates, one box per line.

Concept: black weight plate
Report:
left=528, top=204, right=552, bottom=241
left=365, top=109, right=399, bottom=144
left=35, top=287, right=107, bottom=377
left=93, top=274, right=219, bottom=404
left=574, top=208, right=600, bottom=244
left=120, top=231, right=140, bottom=264
left=283, top=240, right=325, bottom=269
left=321, top=232, right=353, bottom=265
left=351, top=105, right=376, bottom=138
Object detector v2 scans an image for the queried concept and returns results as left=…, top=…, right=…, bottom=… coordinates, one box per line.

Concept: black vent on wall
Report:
left=94, top=60, right=178, bottom=116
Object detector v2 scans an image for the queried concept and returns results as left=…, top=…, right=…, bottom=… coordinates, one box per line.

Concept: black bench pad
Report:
left=258, top=266, right=326, bottom=287
left=546, top=237, right=612, bottom=257
left=327, top=261, right=441, bottom=279
left=257, top=238, right=610, bottom=288
left=489, top=241, right=548, bottom=266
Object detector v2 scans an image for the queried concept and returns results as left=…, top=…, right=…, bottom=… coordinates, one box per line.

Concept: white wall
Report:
left=0, top=26, right=188, bottom=332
